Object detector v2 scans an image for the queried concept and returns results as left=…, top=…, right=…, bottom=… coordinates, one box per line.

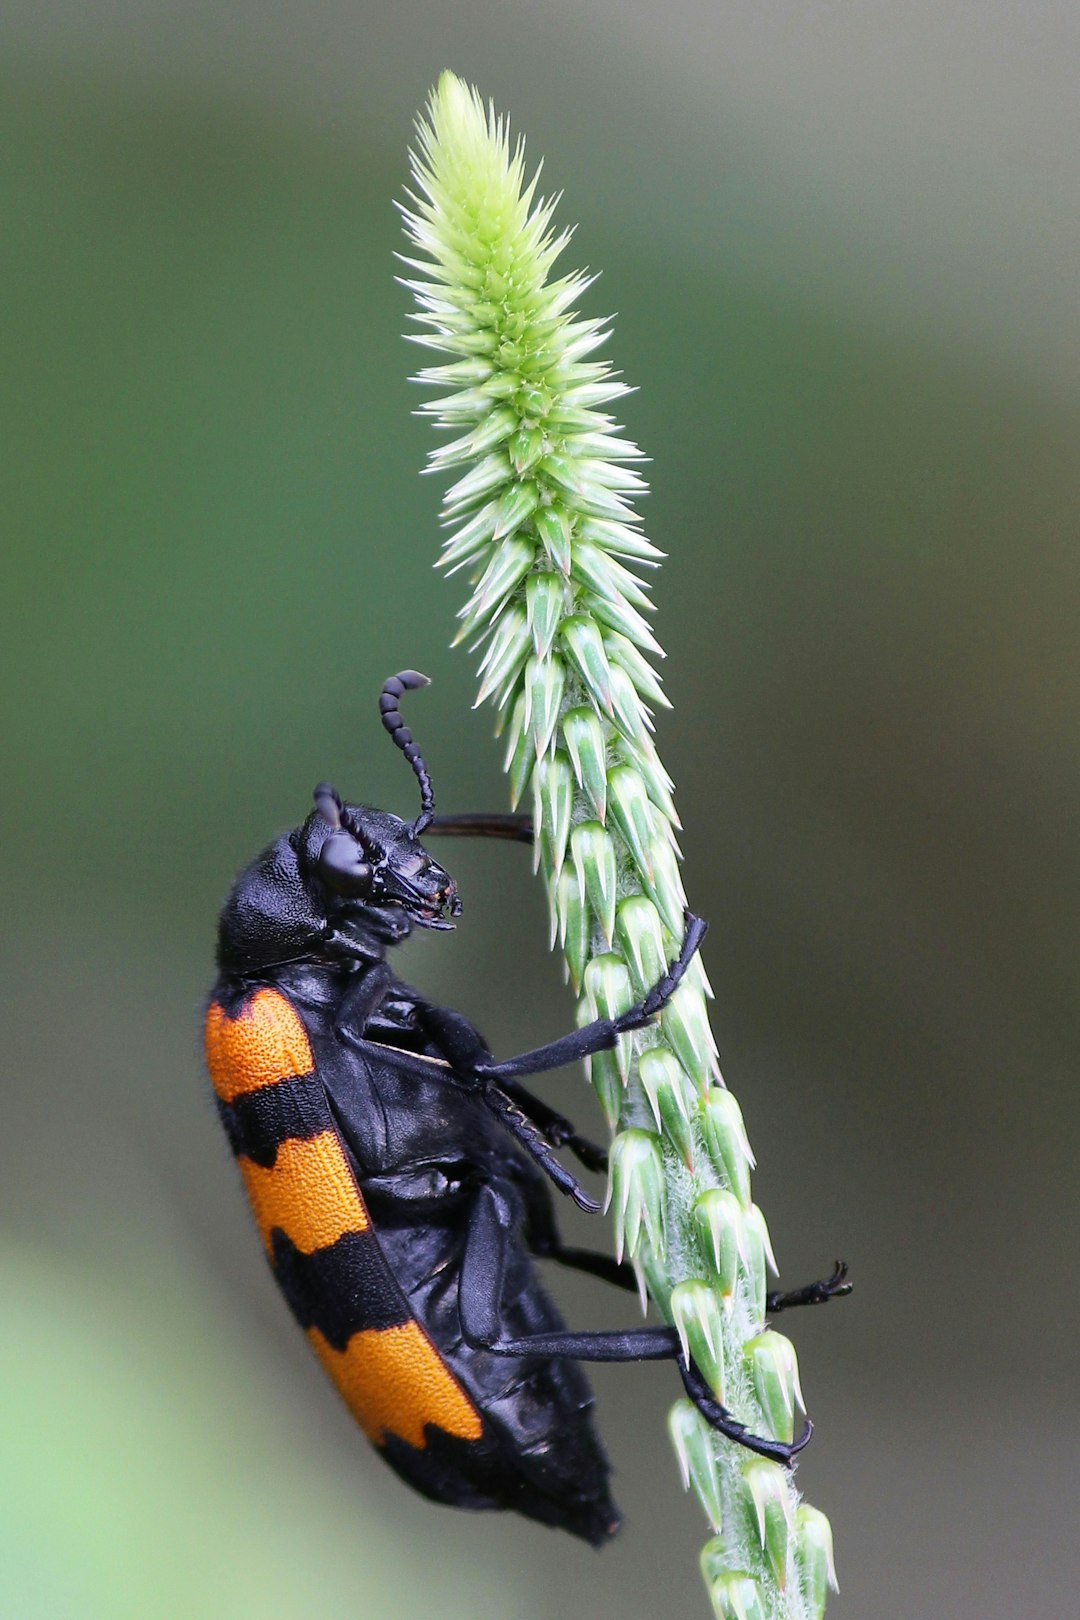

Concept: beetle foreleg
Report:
left=332, top=961, right=395, bottom=1043
left=473, top=912, right=707, bottom=1084
left=416, top=1003, right=492, bottom=1070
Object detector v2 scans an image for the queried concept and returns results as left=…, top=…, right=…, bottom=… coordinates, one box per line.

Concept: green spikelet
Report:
left=402, top=70, right=837, bottom=1618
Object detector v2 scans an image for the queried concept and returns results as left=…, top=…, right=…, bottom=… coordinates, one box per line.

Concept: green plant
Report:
left=401, top=71, right=839, bottom=1619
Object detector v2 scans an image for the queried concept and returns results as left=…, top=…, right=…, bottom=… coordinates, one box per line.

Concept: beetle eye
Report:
left=396, top=849, right=430, bottom=879
left=318, top=831, right=374, bottom=899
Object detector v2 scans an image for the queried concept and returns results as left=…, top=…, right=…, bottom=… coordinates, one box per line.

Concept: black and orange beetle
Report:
left=206, top=671, right=845, bottom=1542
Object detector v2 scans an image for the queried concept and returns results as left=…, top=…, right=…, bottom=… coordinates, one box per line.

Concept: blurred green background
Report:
left=4, top=4, right=1079, bottom=1616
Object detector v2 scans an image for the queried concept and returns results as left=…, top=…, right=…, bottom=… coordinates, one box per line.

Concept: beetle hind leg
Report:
left=456, top=1185, right=819, bottom=1477
left=458, top=1183, right=677, bottom=1356
left=678, top=1359, right=814, bottom=1467
left=460, top=1185, right=815, bottom=1468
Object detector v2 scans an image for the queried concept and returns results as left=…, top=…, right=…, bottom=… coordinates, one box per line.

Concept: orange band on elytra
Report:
left=308, top=1322, right=482, bottom=1449
left=239, top=1131, right=369, bottom=1253
left=205, top=989, right=315, bottom=1102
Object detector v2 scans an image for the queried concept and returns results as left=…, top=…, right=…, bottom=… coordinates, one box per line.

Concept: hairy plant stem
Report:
left=401, top=72, right=838, bottom=1619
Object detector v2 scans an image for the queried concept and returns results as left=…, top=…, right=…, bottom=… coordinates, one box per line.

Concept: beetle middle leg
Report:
left=415, top=1002, right=609, bottom=1174
left=513, top=1158, right=637, bottom=1292
left=460, top=1183, right=676, bottom=1360
left=520, top=1162, right=851, bottom=1326
left=767, top=1262, right=852, bottom=1313
left=450, top=910, right=702, bottom=1205
left=481, top=1084, right=603, bottom=1212
left=539, top=1246, right=852, bottom=1315
left=460, top=1182, right=813, bottom=1467
left=534, top=1240, right=638, bottom=1293
left=412, top=993, right=613, bottom=1182
left=495, top=1077, right=608, bottom=1173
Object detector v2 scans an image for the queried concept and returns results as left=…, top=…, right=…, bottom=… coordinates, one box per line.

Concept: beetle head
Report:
left=216, top=672, right=459, bottom=976
left=307, top=786, right=461, bottom=934
left=303, top=670, right=460, bottom=937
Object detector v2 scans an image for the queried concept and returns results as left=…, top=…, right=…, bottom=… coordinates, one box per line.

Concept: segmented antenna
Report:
left=313, top=782, right=343, bottom=827
left=379, top=670, right=435, bottom=835
left=312, top=779, right=367, bottom=841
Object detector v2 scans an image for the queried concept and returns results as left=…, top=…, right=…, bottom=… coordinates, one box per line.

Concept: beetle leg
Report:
left=481, top=1085, right=603, bottom=1212
left=535, top=1252, right=852, bottom=1316
left=459, top=1187, right=814, bottom=1467
left=473, top=912, right=707, bottom=1084
left=459, top=1184, right=676, bottom=1357
left=409, top=1008, right=608, bottom=1183
left=475, top=1321, right=680, bottom=1360
left=496, top=1078, right=609, bottom=1173
left=424, top=812, right=533, bottom=844
left=512, top=1164, right=631, bottom=1288
left=679, top=1359, right=814, bottom=1467
left=416, top=1003, right=493, bottom=1070
left=767, top=1261, right=852, bottom=1314
left=408, top=1016, right=611, bottom=1173
left=319, top=926, right=381, bottom=967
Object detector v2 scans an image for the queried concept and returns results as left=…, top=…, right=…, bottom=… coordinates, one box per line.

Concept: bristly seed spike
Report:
left=404, top=69, right=840, bottom=1618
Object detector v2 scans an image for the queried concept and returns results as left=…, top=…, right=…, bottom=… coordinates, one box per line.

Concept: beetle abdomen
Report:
left=205, top=988, right=483, bottom=1450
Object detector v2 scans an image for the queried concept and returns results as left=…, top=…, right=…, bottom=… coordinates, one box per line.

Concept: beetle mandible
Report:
left=206, top=670, right=849, bottom=1542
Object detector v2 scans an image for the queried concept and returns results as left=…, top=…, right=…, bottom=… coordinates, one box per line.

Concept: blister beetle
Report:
left=206, top=671, right=849, bottom=1542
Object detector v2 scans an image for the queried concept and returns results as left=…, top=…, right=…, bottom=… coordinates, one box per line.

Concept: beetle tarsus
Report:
left=679, top=1359, right=815, bottom=1467
left=615, top=911, right=708, bottom=1031
left=767, top=1260, right=852, bottom=1314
